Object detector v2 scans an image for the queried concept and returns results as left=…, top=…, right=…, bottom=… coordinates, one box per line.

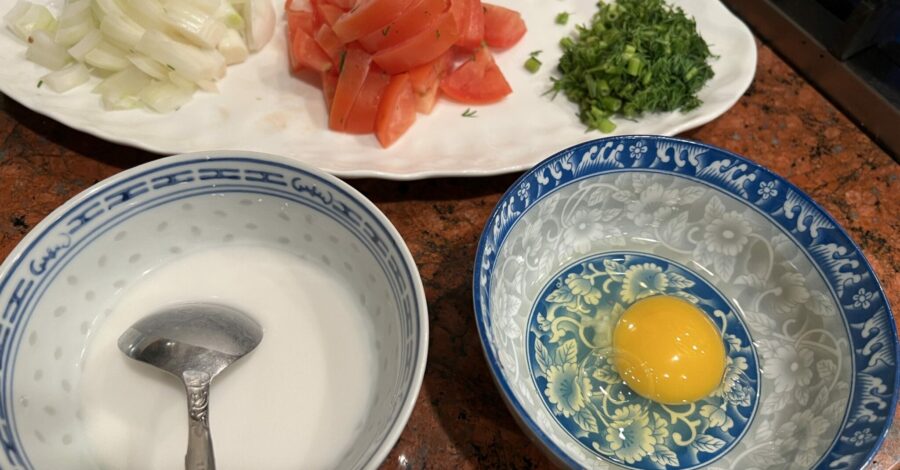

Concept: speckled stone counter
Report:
left=1, top=40, right=898, bottom=469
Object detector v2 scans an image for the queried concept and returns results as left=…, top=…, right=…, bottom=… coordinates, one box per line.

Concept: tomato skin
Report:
left=331, top=0, right=413, bottom=43
left=287, top=9, right=316, bottom=35
left=314, top=23, right=345, bottom=66
left=482, top=3, right=525, bottom=49
left=407, top=49, right=451, bottom=93
left=454, top=0, right=483, bottom=50
left=344, top=66, right=391, bottom=133
left=372, top=11, right=458, bottom=74
left=329, top=47, right=373, bottom=130
left=440, top=45, right=511, bottom=103
left=289, top=28, right=333, bottom=73
left=315, top=2, right=345, bottom=26
left=375, top=73, right=417, bottom=147
left=357, top=0, right=449, bottom=52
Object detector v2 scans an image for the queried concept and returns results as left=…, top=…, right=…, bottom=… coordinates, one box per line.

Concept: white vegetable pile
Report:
left=4, top=0, right=275, bottom=112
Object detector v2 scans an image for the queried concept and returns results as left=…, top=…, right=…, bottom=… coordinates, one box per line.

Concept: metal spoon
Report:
left=117, top=303, right=263, bottom=470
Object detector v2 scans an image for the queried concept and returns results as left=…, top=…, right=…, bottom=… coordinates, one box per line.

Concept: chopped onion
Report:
left=100, top=13, right=144, bottom=48
left=214, top=1, right=243, bottom=30
left=84, top=40, right=129, bottom=71
left=164, top=0, right=219, bottom=16
left=135, top=29, right=226, bottom=83
left=57, top=0, right=91, bottom=28
left=5, top=1, right=56, bottom=41
left=127, top=52, right=168, bottom=79
left=95, top=65, right=151, bottom=109
left=67, top=27, right=102, bottom=61
left=26, top=30, right=71, bottom=70
left=243, top=0, right=274, bottom=51
left=122, top=0, right=169, bottom=32
left=165, top=3, right=226, bottom=48
left=139, top=79, right=194, bottom=112
left=217, top=27, right=247, bottom=64
left=91, top=0, right=127, bottom=21
left=55, top=19, right=93, bottom=47
left=41, top=62, right=90, bottom=92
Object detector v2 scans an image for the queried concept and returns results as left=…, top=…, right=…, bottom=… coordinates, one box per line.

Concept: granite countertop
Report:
left=1, top=39, right=898, bottom=468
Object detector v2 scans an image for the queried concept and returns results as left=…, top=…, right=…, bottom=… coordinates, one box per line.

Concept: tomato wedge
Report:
left=408, top=50, right=451, bottom=113
left=344, top=66, right=391, bottom=133
left=482, top=3, right=525, bottom=49
left=315, top=2, right=345, bottom=26
left=287, top=9, right=316, bottom=36
left=375, top=73, right=416, bottom=147
left=357, top=0, right=449, bottom=52
left=329, top=47, right=372, bottom=130
left=372, top=11, right=458, bottom=74
left=454, top=0, right=483, bottom=50
left=321, top=71, right=338, bottom=109
left=331, top=0, right=413, bottom=43
left=289, top=28, right=332, bottom=73
left=314, top=23, right=344, bottom=66
left=440, top=45, right=511, bottom=103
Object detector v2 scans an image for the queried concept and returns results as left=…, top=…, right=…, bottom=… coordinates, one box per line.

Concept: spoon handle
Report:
left=183, top=370, right=216, bottom=470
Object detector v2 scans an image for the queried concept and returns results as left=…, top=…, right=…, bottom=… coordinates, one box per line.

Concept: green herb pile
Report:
left=552, top=0, right=715, bottom=132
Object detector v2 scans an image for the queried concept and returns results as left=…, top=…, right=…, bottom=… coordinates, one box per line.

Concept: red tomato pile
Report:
left=285, top=0, right=526, bottom=147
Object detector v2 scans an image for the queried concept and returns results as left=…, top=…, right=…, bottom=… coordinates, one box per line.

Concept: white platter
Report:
left=0, top=0, right=756, bottom=179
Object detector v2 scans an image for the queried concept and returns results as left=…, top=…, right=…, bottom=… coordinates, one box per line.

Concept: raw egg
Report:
left=612, top=295, right=726, bottom=405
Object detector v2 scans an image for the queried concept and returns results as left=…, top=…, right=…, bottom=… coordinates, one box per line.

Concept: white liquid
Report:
left=80, top=245, right=377, bottom=470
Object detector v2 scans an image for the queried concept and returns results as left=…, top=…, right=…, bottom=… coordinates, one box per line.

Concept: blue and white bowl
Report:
left=474, top=136, right=898, bottom=469
left=0, top=152, right=428, bottom=469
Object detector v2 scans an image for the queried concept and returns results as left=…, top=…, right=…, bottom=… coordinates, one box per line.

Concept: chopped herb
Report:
left=338, top=50, right=347, bottom=73
left=166, top=64, right=175, bottom=71
left=36, top=80, right=43, bottom=88
left=462, top=108, right=477, bottom=117
left=551, top=0, right=715, bottom=132
left=524, top=56, right=542, bottom=73
left=382, top=26, right=390, bottom=36
left=436, top=29, right=441, bottom=39
left=555, top=12, right=569, bottom=25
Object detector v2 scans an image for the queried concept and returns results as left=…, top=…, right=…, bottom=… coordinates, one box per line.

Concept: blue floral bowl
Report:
left=473, top=136, right=898, bottom=469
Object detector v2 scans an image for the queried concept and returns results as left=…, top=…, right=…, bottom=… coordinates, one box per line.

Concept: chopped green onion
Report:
left=555, top=12, right=569, bottom=25
left=525, top=56, right=541, bottom=73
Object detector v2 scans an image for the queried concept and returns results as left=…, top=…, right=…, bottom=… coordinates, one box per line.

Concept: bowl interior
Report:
left=0, top=154, right=425, bottom=470
left=475, top=137, right=897, bottom=470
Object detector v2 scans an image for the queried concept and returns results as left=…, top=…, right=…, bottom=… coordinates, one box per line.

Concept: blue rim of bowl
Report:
left=0, top=151, right=429, bottom=470
left=472, top=135, right=899, bottom=469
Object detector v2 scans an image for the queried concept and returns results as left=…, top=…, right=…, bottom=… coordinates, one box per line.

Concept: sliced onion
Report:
left=26, top=30, right=71, bottom=70
left=41, top=62, right=90, bottom=92
left=5, top=1, right=56, bottom=41
left=122, top=0, right=169, bottom=32
left=57, top=0, right=92, bottom=28
left=84, top=40, right=130, bottom=71
left=127, top=52, right=168, bottom=79
left=165, top=3, right=226, bottom=48
left=67, top=27, right=102, bottom=61
left=91, top=0, right=127, bottom=21
left=214, top=1, right=243, bottom=30
left=100, top=13, right=145, bottom=48
left=217, top=27, right=247, bottom=65
left=135, top=29, right=226, bottom=83
left=243, top=0, right=274, bottom=52
left=95, top=65, right=151, bottom=109
left=139, top=79, right=194, bottom=112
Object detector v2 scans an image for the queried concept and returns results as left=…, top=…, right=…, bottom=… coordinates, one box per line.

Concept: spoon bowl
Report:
left=118, top=303, right=263, bottom=470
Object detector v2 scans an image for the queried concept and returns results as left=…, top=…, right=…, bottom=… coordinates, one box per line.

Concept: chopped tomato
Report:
left=372, top=11, right=458, bottom=74
left=321, top=71, right=338, bottom=109
left=357, top=0, right=449, bottom=52
left=375, top=73, right=416, bottom=147
left=285, top=0, right=312, bottom=11
left=482, top=3, right=525, bottom=49
left=440, top=45, right=511, bottom=103
left=329, top=47, right=372, bottom=130
left=315, top=2, right=345, bottom=26
left=345, top=66, right=391, bottom=133
left=331, top=0, right=413, bottom=43
left=289, top=28, right=332, bottom=73
left=319, top=0, right=355, bottom=8
left=314, top=23, right=344, bottom=66
left=287, top=9, right=316, bottom=36
left=407, top=50, right=451, bottom=112
left=454, top=0, right=483, bottom=50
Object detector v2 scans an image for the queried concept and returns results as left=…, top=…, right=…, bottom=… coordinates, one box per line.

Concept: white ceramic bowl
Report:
left=0, top=152, right=428, bottom=469
left=474, top=136, right=898, bottom=469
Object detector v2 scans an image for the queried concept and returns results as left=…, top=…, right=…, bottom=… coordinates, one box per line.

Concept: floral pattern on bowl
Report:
left=473, top=136, right=898, bottom=469
left=529, top=253, right=758, bottom=469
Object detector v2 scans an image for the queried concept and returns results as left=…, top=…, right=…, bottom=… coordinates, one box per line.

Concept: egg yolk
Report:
left=612, top=296, right=726, bottom=405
